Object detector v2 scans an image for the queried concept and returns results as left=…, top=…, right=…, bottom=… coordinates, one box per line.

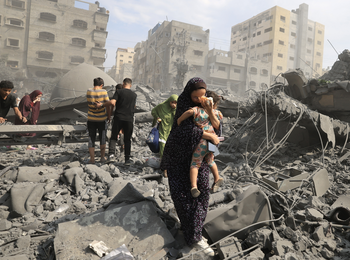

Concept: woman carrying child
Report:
left=177, top=90, right=224, bottom=197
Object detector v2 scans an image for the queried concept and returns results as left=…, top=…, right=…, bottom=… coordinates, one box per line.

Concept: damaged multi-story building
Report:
left=133, top=20, right=209, bottom=91
left=0, top=0, right=109, bottom=90
left=108, top=47, right=135, bottom=83
left=229, top=3, right=324, bottom=93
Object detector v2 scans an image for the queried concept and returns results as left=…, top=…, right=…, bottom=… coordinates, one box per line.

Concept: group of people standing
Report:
left=86, top=77, right=137, bottom=165
left=0, top=80, right=42, bottom=150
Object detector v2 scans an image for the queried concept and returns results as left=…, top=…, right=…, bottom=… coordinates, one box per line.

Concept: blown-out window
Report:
left=37, top=51, right=53, bottom=61
left=7, top=60, right=19, bottom=68
left=40, top=12, right=56, bottom=22
left=72, top=38, right=86, bottom=47
left=250, top=67, right=257, bottom=74
left=73, top=20, right=87, bottom=29
left=38, top=32, right=55, bottom=42
left=249, top=81, right=256, bottom=87
left=71, top=56, right=84, bottom=63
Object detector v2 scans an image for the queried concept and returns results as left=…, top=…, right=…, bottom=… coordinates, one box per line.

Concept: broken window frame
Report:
left=194, top=50, right=203, bottom=56
left=40, top=12, right=57, bottom=22
left=38, top=32, right=55, bottom=42
left=37, top=51, right=54, bottom=61
left=73, top=19, right=88, bottom=29
left=71, top=38, right=86, bottom=47
left=6, top=60, right=19, bottom=68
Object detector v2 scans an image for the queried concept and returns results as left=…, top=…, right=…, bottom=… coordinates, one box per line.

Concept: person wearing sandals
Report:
left=15, top=90, right=43, bottom=150
left=161, top=77, right=220, bottom=256
left=177, top=90, right=224, bottom=197
left=86, top=77, right=111, bottom=164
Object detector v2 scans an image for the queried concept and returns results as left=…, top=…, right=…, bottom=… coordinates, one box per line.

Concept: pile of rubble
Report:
left=1, top=109, right=350, bottom=259
left=2, top=52, right=350, bottom=259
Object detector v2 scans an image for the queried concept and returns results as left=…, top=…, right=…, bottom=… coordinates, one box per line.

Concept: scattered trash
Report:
left=101, top=244, right=134, bottom=260
left=145, top=156, right=161, bottom=168
left=89, top=240, right=109, bottom=258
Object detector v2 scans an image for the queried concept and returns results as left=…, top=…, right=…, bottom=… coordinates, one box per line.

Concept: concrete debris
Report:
left=5, top=55, right=350, bottom=259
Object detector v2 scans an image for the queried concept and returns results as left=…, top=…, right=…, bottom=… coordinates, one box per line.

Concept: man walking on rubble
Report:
left=0, top=80, right=27, bottom=124
left=96, top=78, right=137, bottom=165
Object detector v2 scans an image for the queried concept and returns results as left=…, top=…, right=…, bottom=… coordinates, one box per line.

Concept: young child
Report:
left=177, top=90, right=224, bottom=198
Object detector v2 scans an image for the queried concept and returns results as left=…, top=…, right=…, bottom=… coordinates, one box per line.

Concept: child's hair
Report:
left=206, top=90, right=224, bottom=106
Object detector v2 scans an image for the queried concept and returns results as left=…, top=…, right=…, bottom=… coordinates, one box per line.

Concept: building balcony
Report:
left=208, top=70, right=228, bottom=80
left=209, top=55, right=231, bottom=65
left=91, top=47, right=106, bottom=59
left=93, top=30, right=108, bottom=43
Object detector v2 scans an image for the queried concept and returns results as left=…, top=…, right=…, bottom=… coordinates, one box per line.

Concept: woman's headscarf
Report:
left=151, top=94, right=178, bottom=127
left=15, top=90, right=42, bottom=125
left=161, top=77, right=206, bottom=170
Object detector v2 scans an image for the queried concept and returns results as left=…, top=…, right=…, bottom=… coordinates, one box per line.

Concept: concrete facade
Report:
left=0, top=0, right=109, bottom=88
left=230, top=3, right=324, bottom=92
left=133, top=20, right=209, bottom=91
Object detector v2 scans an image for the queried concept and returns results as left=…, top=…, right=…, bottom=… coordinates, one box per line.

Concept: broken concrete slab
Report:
left=54, top=200, right=175, bottom=260
left=84, top=164, right=113, bottom=184
left=0, top=219, right=12, bottom=231
left=311, top=169, right=331, bottom=197
left=262, top=170, right=309, bottom=193
left=204, top=185, right=272, bottom=242
left=10, top=183, right=45, bottom=217
left=17, top=166, right=61, bottom=183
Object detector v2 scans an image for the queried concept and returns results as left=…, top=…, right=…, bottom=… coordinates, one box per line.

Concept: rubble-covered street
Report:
left=2, top=51, right=350, bottom=259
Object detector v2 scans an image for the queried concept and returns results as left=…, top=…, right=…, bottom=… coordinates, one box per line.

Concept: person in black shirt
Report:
left=96, top=78, right=137, bottom=165
left=0, top=80, right=27, bottom=124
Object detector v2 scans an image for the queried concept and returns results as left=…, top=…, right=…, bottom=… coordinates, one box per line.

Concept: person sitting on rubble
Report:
left=151, top=94, right=178, bottom=159
left=177, top=90, right=224, bottom=198
left=96, top=78, right=137, bottom=166
left=86, top=77, right=111, bottom=164
left=160, top=77, right=220, bottom=256
left=0, top=80, right=27, bottom=125
left=15, top=90, right=43, bottom=150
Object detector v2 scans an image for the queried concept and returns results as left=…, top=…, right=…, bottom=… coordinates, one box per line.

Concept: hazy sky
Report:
left=96, top=0, right=349, bottom=71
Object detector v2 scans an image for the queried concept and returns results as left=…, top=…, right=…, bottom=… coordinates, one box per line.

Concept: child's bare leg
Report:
left=190, top=167, right=201, bottom=198
left=210, top=163, right=224, bottom=193
left=210, top=163, right=220, bottom=183
left=190, top=167, right=199, bottom=188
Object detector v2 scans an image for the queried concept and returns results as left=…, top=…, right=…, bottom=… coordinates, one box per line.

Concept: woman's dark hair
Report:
left=115, top=84, right=123, bottom=90
left=206, top=90, right=224, bottom=105
left=188, top=81, right=206, bottom=94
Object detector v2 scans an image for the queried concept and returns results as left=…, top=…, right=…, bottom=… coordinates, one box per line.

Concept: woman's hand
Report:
left=33, top=97, right=41, bottom=103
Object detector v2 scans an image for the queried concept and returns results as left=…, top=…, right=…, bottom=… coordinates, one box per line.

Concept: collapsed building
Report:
left=1, top=51, right=350, bottom=259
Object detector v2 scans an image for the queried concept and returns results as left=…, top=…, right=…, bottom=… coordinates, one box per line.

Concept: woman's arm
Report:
left=177, top=109, right=193, bottom=126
